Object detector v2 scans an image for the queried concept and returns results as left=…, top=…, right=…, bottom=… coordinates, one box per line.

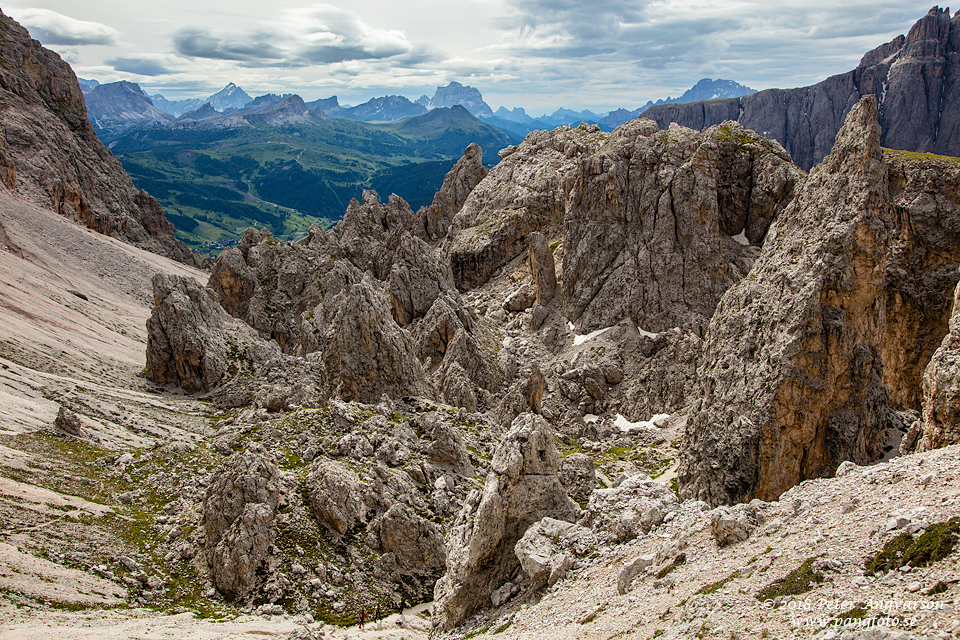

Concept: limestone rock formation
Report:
left=304, top=457, right=365, bottom=535
left=203, top=445, right=283, bottom=599
left=527, top=231, right=557, bottom=305
left=919, top=273, right=960, bottom=450
left=514, top=517, right=596, bottom=591
left=0, top=10, right=194, bottom=263
left=389, top=232, right=458, bottom=326
left=322, top=277, right=431, bottom=403
left=145, top=274, right=279, bottom=393
left=376, top=502, right=446, bottom=571
left=448, top=124, right=606, bottom=289
left=418, top=142, right=488, bottom=241
left=433, top=413, right=578, bottom=630
left=642, top=7, right=960, bottom=171
left=584, top=474, right=679, bottom=543
left=562, top=118, right=800, bottom=333
left=680, top=95, right=960, bottom=505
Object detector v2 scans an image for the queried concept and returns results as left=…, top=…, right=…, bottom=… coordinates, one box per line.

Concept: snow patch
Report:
left=583, top=414, right=599, bottom=423
left=615, top=413, right=671, bottom=433
left=731, top=230, right=750, bottom=246
left=567, top=321, right=575, bottom=331
left=637, top=327, right=659, bottom=339
left=573, top=327, right=611, bottom=346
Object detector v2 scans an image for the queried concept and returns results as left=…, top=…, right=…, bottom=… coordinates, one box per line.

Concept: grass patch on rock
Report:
left=756, top=557, right=823, bottom=601
left=865, top=517, right=960, bottom=575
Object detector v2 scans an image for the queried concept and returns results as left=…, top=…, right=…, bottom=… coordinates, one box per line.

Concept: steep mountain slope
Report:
left=642, top=7, right=960, bottom=169
left=0, top=10, right=194, bottom=264
left=83, top=80, right=173, bottom=139
left=681, top=96, right=960, bottom=505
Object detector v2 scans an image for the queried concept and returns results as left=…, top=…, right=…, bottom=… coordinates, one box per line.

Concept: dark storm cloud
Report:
left=173, top=28, right=286, bottom=62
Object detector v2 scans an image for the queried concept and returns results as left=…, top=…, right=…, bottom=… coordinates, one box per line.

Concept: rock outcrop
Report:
left=203, top=445, right=283, bottom=599
left=145, top=274, right=279, bottom=393
left=680, top=96, right=960, bottom=505
left=417, top=142, right=488, bottom=241
left=433, top=413, right=578, bottom=630
left=448, top=125, right=605, bottom=290
left=584, top=474, right=679, bottom=543
left=0, top=10, right=194, bottom=263
left=642, top=7, right=960, bottom=171
left=562, top=118, right=800, bottom=333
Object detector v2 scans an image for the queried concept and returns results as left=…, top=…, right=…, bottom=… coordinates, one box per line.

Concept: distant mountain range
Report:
left=150, top=82, right=253, bottom=117
left=84, top=82, right=513, bottom=252
left=597, top=78, right=757, bottom=130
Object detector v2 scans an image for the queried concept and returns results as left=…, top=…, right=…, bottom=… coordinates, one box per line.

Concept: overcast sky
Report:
left=3, top=0, right=940, bottom=113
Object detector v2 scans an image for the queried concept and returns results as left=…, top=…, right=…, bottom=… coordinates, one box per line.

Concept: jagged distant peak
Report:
left=418, top=81, right=493, bottom=119
left=205, top=83, right=253, bottom=112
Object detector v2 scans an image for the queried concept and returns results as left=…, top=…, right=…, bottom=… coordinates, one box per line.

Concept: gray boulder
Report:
left=514, top=517, right=595, bottom=591
left=584, top=474, right=679, bottom=543
left=304, top=457, right=365, bottom=535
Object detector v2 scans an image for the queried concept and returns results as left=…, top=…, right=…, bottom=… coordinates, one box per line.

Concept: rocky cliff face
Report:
left=0, top=10, right=195, bottom=263
left=643, top=7, right=960, bottom=171
left=679, top=96, right=960, bottom=505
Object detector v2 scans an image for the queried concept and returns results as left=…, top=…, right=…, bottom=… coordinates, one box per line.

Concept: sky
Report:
left=2, top=0, right=941, bottom=114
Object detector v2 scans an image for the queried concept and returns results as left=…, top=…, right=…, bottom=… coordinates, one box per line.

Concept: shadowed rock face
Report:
left=0, top=10, right=195, bottom=264
left=642, top=7, right=960, bottom=171
left=679, top=96, right=960, bottom=506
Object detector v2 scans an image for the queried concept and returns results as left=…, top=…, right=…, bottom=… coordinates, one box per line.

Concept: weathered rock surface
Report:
left=145, top=274, right=279, bottom=393
left=562, top=118, right=800, bottom=333
left=448, top=125, right=606, bottom=289
left=418, top=142, right=488, bottom=240
left=376, top=502, right=446, bottom=571
left=584, top=474, right=679, bottom=543
left=53, top=406, right=82, bottom=436
left=514, top=517, right=596, bottom=591
left=642, top=8, right=960, bottom=171
left=527, top=231, right=557, bottom=305
left=680, top=96, right=960, bottom=505
left=433, top=413, right=578, bottom=630
left=389, top=231, right=458, bottom=326
left=203, top=445, right=283, bottom=599
left=919, top=272, right=960, bottom=450
left=322, top=277, right=431, bottom=403
left=0, top=11, right=194, bottom=263
left=556, top=453, right=597, bottom=503
left=304, top=457, right=365, bottom=535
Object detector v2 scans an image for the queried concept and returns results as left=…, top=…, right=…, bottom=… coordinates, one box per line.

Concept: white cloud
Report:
left=9, top=7, right=119, bottom=46
left=170, top=3, right=441, bottom=68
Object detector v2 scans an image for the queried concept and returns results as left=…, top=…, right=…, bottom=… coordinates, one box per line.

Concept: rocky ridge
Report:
left=0, top=10, right=195, bottom=264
